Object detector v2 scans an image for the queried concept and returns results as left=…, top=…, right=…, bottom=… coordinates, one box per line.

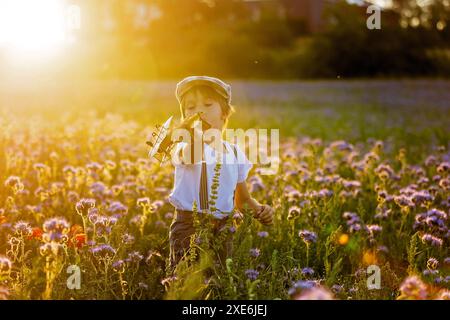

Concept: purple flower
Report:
left=330, top=140, right=353, bottom=151
left=301, top=267, right=314, bottom=277
left=366, top=224, right=383, bottom=235
left=137, top=197, right=151, bottom=208
left=249, top=248, right=261, bottom=258
left=129, top=214, right=143, bottom=226
left=299, top=230, right=317, bottom=244
left=293, top=286, right=334, bottom=300
left=421, top=234, right=443, bottom=247
left=4, top=176, right=22, bottom=188
left=76, top=198, right=96, bottom=216
left=285, top=188, right=302, bottom=203
left=67, top=191, right=80, bottom=203
left=342, top=180, right=361, bottom=189
left=411, top=191, right=433, bottom=206
left=374, top=164, right=394, bottom=180
left=121, top=233, right=135, bottom=245
left=288, top=280, right=316, bottom=296
left=375, top=206, right=392, bottom=219
left=288, top=206, right=301, bottom=219
left=0, top=256, right=12, bottom=273
left=376, top=245, right=389, bottom=254
left=423, top=269, right=438, bottom=276
left=394, top=195, right=414, bottom=208
left=90, top=244, right=116, bottom=258
left=165, top=212, right=174, bottom=220
left=437, top=161, right=449, bottom=174
left=126, top=251, right=144, bottom=263
left=13, top=221, right=32, bottom=236
left=318, top=188, right=333, bottom=198
left=151, top=200, right=164, bottom=212
left=348, top=287, right=358, bottom=294
left=245, top=269, right=259, bottom=281
left=399, top=276, right=428, bottom=299
left=43, top=217, right=70, bottom=233
left=107, top=201, right=128, bottom=217
left=249, top=176, right=265, bottom=193
left=94, top=216, right=114, bottom=236
left=331, top=284, right=344, bottom=294
left=257, top=231, right=269, bottom=238
left=90, top=182, right=107, bottom=198
left=424, top=155, right=437, bottom=167
left=42, top=217, right=70, bottom=243
left=88, top=210, right=99, bottom=224
left=342, top=212, right=363, bottom=233
left=112, top=260, right=125, bottom=272
left=427, top=257, right=439, bottom=270
left=434, top=277, right=444, bottom=284
left=86, top=162, right=103, bottom=172
left=39, top=242, right=64, bottom=256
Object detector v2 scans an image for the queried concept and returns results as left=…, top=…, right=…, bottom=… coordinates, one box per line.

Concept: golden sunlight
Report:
left=0, top=0, right=66, bottom=53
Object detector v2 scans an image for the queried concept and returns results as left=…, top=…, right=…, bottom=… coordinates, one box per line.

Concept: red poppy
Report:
left=0, top=215, right=6, bottom=225
left=69, top=233, right=86, bottom=248
left=28, top=227, right=43, bottom=240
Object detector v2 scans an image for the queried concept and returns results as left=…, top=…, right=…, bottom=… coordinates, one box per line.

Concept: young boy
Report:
left=152, top=76, right=274, bottom=271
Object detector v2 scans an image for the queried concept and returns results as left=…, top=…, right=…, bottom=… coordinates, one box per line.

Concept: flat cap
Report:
left=175, top=75, right=232, bottom=105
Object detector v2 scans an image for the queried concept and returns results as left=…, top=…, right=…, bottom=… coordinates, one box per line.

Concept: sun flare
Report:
left=0, top=0, right=66, bottom=53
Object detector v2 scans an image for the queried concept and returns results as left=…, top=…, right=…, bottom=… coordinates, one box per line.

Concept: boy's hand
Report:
left=150, top=113, right=202, bottom=158
left=254, top=204, right=274, bottom=225
left=177, top=112, right=202, bottom=130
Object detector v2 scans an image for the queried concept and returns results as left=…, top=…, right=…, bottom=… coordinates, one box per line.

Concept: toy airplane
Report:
left=146, top=115, right=174, bottom=163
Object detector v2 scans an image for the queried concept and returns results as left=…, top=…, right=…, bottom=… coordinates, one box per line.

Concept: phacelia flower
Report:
left=249, top=248, right=261, bottom=258
left=421, top=234, right=443, bottom=247
left=76, top=198, right=96, bottom=216
left=427, top=257, right=439, bottom=270
left=13, top=221, right=32, bottom=237
left=0, top=256, right=12, bottom=273
left=301, top=267, right=314, bottom=277
left=90, top=244, right=116, bottom=259
left=299, top=230, right=317, bottom=244
left=398, top=276, right=428, bottom=300
left=245, top=269, right=259, bottom=281
left=257, top=231, right=269, bottom=238
left=293, top=286, right=334, bottom=300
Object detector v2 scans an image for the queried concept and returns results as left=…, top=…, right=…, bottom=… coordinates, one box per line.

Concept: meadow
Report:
left=0, top=79, right=449, bottom=300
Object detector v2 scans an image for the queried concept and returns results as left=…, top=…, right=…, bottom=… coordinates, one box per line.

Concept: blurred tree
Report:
left=304, top=0, right=449, bottom=77
left=57, top=0, right=450, bottom=79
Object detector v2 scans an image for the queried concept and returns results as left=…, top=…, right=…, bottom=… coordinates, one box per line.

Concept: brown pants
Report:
left=168, top=209, right=233, bottom=273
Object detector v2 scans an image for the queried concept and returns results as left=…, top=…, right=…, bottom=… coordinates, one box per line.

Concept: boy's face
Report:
left=183, top=90, right=225, bottom=131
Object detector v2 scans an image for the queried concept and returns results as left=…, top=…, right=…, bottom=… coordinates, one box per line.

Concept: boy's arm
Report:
left=235, top=181, right=274, bottom=225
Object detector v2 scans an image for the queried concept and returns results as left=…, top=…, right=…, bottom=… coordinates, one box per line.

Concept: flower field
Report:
left=0, top=80, right=449, bottom=300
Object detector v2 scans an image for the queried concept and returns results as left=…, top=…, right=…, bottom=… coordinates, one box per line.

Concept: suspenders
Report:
left=177, top=141, right=239, bottom=212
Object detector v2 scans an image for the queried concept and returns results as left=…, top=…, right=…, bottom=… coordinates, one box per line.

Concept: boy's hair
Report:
left=179, top=85, right=235, bottom=129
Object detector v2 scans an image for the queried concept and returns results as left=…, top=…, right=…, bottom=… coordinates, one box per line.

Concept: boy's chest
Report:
left=175, top=148, right=238, bottom=184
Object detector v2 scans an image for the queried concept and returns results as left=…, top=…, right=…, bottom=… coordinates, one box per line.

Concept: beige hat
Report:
left=175, top=75, right=232, bottom=105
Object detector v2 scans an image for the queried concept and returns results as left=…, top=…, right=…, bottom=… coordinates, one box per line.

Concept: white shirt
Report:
left=168, top=140, right=253, bottom=215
